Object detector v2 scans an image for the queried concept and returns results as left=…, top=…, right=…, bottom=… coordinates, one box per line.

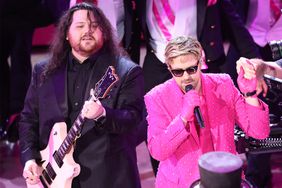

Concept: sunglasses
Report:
left=170, top=62, right=199, bottom=77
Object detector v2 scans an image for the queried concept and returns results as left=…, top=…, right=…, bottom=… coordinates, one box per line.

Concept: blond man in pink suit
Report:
left=144, top=36, right=270, bottom=188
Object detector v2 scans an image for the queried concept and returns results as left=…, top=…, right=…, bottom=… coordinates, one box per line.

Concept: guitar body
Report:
left=27, top=122, right=80, bottom=188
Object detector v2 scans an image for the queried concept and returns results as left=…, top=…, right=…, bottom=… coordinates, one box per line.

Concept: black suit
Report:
left=122, top=0, right=142, bottom=64
left=19, top=51, right=144, bottom=187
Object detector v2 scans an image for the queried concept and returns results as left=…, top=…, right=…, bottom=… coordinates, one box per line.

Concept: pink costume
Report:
left=145, top=73, right=270, bottom=188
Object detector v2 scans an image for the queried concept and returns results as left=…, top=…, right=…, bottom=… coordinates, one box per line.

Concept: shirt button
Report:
left=74, top=102, right=78, bottom=106
left=76, top=86, right=79, bottom=89
left=209, top=41, right=215, bottom=46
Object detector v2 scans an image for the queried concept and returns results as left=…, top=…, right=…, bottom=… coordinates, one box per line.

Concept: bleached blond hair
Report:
left=165, top=36, right=203, bottom=66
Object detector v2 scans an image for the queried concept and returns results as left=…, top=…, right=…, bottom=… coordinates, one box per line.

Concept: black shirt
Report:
left=67, top=53, right=98, bottom=127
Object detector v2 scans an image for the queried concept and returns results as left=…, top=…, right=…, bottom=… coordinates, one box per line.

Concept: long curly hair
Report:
left=42, top=2, right=123, bottom=81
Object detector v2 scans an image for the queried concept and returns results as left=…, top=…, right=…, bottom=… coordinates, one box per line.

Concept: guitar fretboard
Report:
left=56, top=113, right=85, bottom=165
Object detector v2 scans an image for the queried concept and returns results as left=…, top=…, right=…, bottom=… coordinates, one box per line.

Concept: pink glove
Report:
left=181, top=90, right=201, bottom=122
left=237, top=66, right=257, bottom=95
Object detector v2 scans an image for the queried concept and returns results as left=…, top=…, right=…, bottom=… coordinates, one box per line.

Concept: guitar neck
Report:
left=52, top=66, right=118, bottom=161
left=57, top=113, right=85, bottom=159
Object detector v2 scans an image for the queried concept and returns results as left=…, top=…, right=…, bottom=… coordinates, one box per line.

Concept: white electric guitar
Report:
left=27, top=66, right=119, bottom=188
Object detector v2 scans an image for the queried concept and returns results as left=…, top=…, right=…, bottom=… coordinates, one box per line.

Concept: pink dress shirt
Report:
left=145, top=73, right=270, bottom=187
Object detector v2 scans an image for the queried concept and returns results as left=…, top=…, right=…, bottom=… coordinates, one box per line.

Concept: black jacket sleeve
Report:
left=101, top=58, right=145, bottom=134
left=19, top=62, right=45, bottom=165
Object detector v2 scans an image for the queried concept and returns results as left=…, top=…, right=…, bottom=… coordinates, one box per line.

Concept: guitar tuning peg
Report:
left=90, top=89, right=94, bottom=98
left=90, top=89, right=98, bottom=102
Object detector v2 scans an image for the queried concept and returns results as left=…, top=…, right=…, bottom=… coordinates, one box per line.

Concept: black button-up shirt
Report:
left=67, top=53, right=98, bottom=126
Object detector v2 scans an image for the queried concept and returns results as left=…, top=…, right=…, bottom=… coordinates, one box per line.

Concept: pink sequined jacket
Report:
left=145, top=74, right=270, bottom=188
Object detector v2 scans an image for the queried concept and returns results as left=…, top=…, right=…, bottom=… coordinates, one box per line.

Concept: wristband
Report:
left=242, top=90, right=257, bottom=97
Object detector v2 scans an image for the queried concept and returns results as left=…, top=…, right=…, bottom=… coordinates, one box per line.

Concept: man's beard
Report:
left=79, top=39, right=96, bottom=54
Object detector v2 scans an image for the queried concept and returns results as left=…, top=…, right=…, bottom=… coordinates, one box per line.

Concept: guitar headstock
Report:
left=91, top=66, right=119, bottom=100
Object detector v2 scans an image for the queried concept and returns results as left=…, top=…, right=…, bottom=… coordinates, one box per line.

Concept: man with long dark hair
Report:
left=19, top=2, right=144, bottom=187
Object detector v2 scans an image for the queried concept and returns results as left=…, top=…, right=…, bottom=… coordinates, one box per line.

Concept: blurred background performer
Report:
left=0, top=0, right=68, bottom=141
left=228, top=1, right=282, bottom=186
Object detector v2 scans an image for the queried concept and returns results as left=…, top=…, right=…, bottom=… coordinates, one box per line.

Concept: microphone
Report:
left=185, top=85, right=205, bottom=128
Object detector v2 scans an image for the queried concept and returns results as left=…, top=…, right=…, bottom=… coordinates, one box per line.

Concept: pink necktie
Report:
left=76, top=0, right=98, bottom=5
left=207, top=0, right=217, bottom=7
left=152, top=0, right=175, bottom=41
left=270, top=0, right=282, bottom=23
left=199, top=127, right=214, bottom=154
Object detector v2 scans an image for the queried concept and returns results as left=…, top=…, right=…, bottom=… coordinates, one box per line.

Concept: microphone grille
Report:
left=185, top=84, right=193, bottom=92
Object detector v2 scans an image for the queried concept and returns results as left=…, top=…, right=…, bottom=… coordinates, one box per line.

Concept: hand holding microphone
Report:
left=181, top=85, right=205, bottom=128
